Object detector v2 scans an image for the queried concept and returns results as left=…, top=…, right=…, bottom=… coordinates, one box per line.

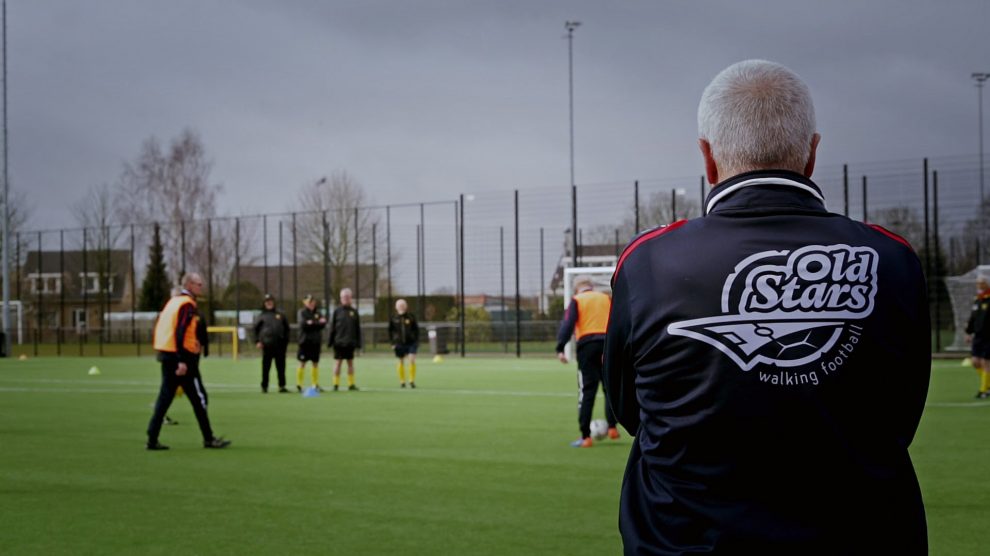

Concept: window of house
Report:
left=79, top=272, right=114, bottom=294
left=27, top=273, right=62, bottom=294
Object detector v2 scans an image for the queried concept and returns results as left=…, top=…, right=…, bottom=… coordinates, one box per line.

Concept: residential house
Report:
left=19, top=250, right=134, bottom=331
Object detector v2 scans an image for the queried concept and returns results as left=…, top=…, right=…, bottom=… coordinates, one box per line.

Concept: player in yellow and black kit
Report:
left=328, top=288, right=362, bottom=391
left=389, top=298, right=419, bottom=388
left=966, top=278, right=990, bottom=398
left=146, top=273, right=230, bottom=450
left=296, top=294, right=327, bottom=392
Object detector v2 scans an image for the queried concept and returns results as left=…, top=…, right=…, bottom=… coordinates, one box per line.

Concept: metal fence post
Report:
left=843, top=164, right=849, bottom=217
left=354, top=207, right=360, bottom=312
left=131, top=224, right=137, bottom=355
left=322, top=211, right=329, bottom=308
left=386, top=205, right=392, bottom=309
left=180, top=220, right=186, bottom=280
left=500, top=226, right=506, bottom=353
left=540, top=227, right=545, bottom=317
left=572, top=185, right=578, bottom=267
left=419, top=202, right=425, bottom=321
left=34, top=230, right=40, bottom=356
left=207, top=219, right=214, bottom=323
left=514, top=190, right=521, bottom=357
left=459, top=195, right=465, bottom=357
left=292, top=213, right=298, bottom=314
left=58, top=229, right=64, bottom=356
left=862, top=175, right=868, bottom=222
left=235, top=218, right=241, bottom=325
left=700, top=175, right=706, bottom=213
left=923, top=158, right=930, bottom=280
left=933, top=170, right=941, bottom=352
left=81, top=227, right=87, bottom=355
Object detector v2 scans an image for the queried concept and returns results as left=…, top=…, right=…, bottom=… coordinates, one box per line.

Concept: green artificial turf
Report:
left=0, top=356, right=986, bottom=554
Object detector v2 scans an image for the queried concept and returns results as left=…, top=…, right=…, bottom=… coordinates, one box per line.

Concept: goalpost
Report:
left=206, top=326, right=239, bottom=360
left=946, top=265, right=990, bottom=351
left=562, top=266, right=615, bottom=362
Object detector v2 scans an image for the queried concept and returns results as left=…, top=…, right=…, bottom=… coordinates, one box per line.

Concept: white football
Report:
left=590, top=419, right=609, bottom=441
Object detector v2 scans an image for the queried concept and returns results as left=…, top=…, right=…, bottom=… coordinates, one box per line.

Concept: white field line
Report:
left=0, top=377, right=984, bottom=405
left=0, top=378, right=574, bottom=398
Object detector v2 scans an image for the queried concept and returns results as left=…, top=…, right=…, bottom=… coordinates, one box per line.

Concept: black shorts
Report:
left=333, top=345, right=356, bottom=360
left=393, top=343, right=418, bottom=358
left=973, top=338, right=990, bottom=359
left=297, top=343, right=321, bottom=363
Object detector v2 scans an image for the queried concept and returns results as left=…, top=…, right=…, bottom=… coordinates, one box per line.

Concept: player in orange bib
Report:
left=146, top=273, right=230, bottom=450
left=556, top=276, right=619, bottom=447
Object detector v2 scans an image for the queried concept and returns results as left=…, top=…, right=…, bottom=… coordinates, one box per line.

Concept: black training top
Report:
left=297, top=306, right=326, bottom=345
left=604, top=169, right=930, bottom=555
left=253, top=307, right=290, bottom=347
left=388, top=312, right=419, bottom=346
left=328, top=305, right=362, bottom=349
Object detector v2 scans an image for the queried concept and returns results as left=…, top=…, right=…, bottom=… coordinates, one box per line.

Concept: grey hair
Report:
left=573, top=276, right=594, bottom=292
left=181, top=272, right=202, bottom=288
left=340, top=288, right=353, bottom=296
left=698, top=60, right=816, bottom=173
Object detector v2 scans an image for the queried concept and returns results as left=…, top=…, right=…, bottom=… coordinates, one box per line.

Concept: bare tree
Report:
left=2, top=188, right=34, bottom=295
left=959, top=199, right=990, bottom=270
left=2, top=188, right=32, bottom=258
left=294, top=171, right=383, bottom=302
left=583, top=189, right=701, bottom=247
left=72, top=183, right=127, bottom=251
left=71, top=183, right=130, bottom=327
left=116, top=129, right=227, bottom=285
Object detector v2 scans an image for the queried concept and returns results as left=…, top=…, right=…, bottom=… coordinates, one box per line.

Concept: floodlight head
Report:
left=973, top=72, right=990, bottom=83
left=565, top=21, right=581, bottom=32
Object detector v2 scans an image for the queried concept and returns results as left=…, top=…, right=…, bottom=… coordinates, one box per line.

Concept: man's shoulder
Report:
left=615, top=219, right=692, bottom=276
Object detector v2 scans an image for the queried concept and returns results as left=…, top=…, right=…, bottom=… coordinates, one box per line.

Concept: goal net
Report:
left=562, top=266, right=615, bottom=362
left=946, top=265, right=990, bottom=351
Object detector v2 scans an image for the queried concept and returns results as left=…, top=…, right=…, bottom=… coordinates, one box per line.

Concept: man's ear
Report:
left=699, top=139, right=718, bottom=185
left=803, top=133, right=821, bottom=178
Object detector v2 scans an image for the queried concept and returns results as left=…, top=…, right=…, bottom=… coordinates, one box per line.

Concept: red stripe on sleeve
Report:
left=867, top=224, right=914, bottom=251
left=613, top=220, right=688, bottom=279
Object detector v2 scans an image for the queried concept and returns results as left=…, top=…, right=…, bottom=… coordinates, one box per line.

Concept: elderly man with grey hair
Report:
left=147, top=273, right=230, bottom=450
left=603, top=60, right=929, bottom=554
left=328, top=288, right=362, bottom=391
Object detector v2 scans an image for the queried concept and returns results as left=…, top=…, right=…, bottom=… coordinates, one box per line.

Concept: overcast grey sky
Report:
left=7, top=0, right=988, bottom=230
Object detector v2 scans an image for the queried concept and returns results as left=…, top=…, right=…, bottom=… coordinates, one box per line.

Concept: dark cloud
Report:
left=7, top=0, right=988, bottom=229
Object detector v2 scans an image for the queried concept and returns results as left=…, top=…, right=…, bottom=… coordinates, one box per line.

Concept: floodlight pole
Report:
left=1, top=0, right=10, bottom=357
left=974, top=72, right=990, bottom=209
left=566, top=20, right=580, bottom=269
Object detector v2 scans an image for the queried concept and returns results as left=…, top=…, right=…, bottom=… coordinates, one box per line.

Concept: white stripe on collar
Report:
left=706, top=176, right=825, bottom=214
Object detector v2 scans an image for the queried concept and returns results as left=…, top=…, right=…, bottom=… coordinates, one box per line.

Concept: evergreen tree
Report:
left=139, top=224, right=171, bottom=310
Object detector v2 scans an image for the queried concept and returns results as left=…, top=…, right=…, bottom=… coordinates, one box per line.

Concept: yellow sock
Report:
left=348, top=373, right=355, bottom=387
left=333, top=374, right=340, bottom=387
left=312, top=365, right=320, bottom=387
left=296, top=367, right=304, bottom=387
left=410, top=362, right=417, bottom=382
left=397, top=362, right=406, bottom=383
left=981, top=369, right=990, bottom=393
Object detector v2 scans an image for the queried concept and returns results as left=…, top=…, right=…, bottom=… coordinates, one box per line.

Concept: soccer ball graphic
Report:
left=590, top=419, right=609, bottom=441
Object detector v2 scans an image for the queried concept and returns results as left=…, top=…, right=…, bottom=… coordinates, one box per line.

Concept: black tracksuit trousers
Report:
left=147, top=358, right=214, bottom=444
left=576, top=339, right=617, bottom=438
left=261, top=343, right=288, bottom=390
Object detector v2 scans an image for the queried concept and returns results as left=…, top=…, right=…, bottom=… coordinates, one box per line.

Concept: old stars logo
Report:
left=668, top=244, right=878, bottom=372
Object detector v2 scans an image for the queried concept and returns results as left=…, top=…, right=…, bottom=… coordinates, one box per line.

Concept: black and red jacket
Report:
left=604, top=170, right=930, bottom=555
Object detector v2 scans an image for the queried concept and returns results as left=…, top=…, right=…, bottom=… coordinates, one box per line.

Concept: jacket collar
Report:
left=705, top=169, right=826, bottom=215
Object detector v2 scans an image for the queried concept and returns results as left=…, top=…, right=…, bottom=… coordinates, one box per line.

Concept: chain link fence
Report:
left=5, top=155, right=987, bottom=357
